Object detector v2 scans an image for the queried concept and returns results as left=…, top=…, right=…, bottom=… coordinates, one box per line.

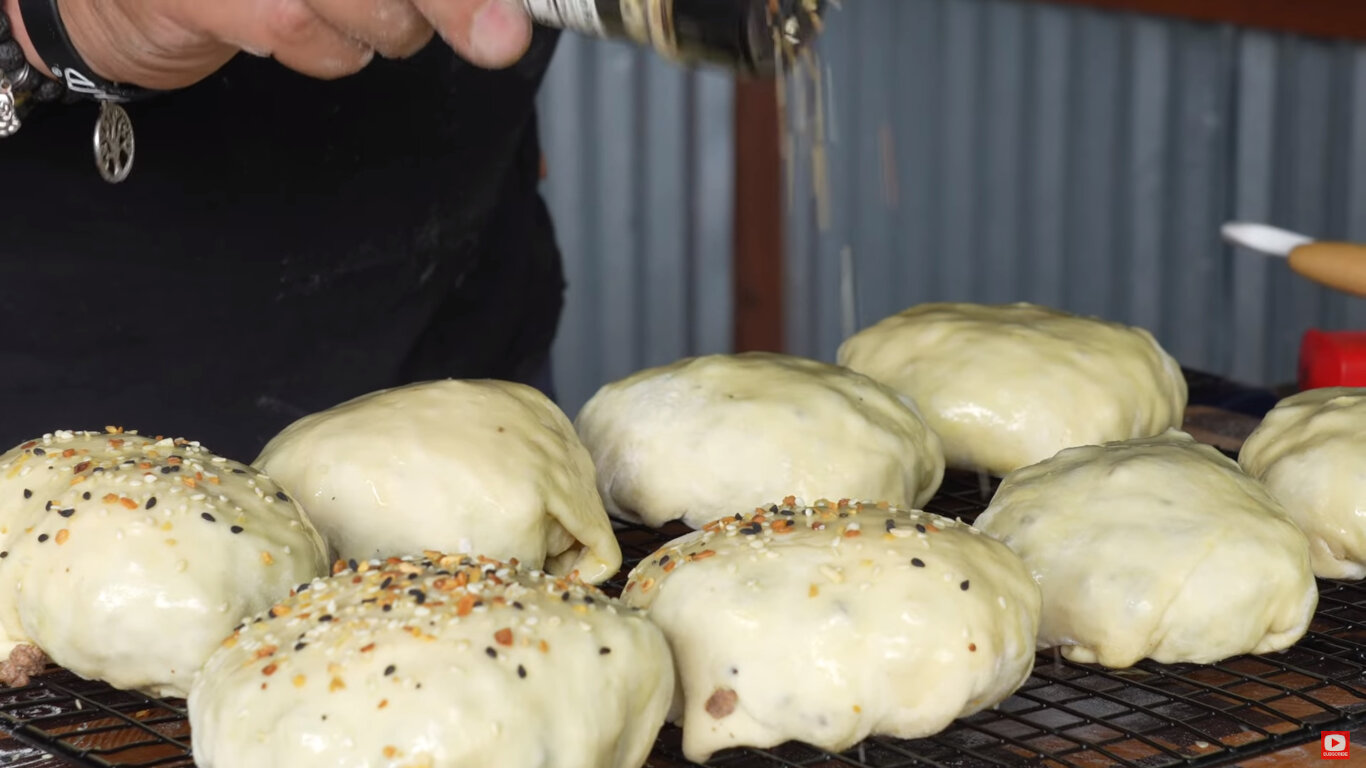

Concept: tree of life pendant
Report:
left=93, top=100, right=134, bottom=183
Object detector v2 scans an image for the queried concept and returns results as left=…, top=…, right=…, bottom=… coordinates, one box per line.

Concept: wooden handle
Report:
left=1288, top=242, right=1366, bottom=298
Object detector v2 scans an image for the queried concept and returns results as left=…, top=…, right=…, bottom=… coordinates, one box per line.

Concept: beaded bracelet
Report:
left=0, top=8, right=73, bottom=137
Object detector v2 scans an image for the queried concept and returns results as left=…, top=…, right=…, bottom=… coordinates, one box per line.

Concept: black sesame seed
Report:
left=201, top=512, right=215, bottom=523
left=517, top=664, right=527, bottom=679
left=298, top=583, right=310, bottom=592
left=92, top=467, right=104, bottom=474
left=361, top=598, right=377, bottom=604
left=911, top=558, right=925, bottom=568
left=294, top=642, right=307, bottom=651
left=768, top=504, right=779, bottom=513
left=960, top=580, right=970, bottom=591
left=740, top=524, right=762, bottom=535
left=384, top=665, right=396, bottom=676
left=381, top=577, right=393, bottom=589
left=81, top=492, right=91, bottom=501
left=160, top=466, right=174, bottom=474
left=1, top=551, right=9, bottom=558
left=599, top=647, right=611, bottom=655
left=231, top=468, right=246, bottom=474
left=406, top=573, right=418, bottom=580
left=233, top=623, right=245, bottom=632
left=915, top=524, right=927, bottom=534
left=409, top=589, right=426, bottom=605
left=31, top=448, right=44, bottom=456
left=276, top=491, right=290, bottom=502
left=659, top=555, right=671, bottom=567
left=230, top=525, right=243, bottom=534
left=347, top=558, right=358, bottom=572
left=472, top=600, right=484, bottom=608
left=318, top=614, right=333, bottom=622
left=37, top=534, right=48, bottom=543
left=382, top=604, right=393, bottom=612
left=561, top=592, right=571, bottom=602
left=485, top=647, right=497, bottom=659
left=583, top=595, right=594, bottom=605
left=22, top=490, right=31, bottom=499
left=885, top=519, right=896, bottom=532
left=44, top=501, right=52, bottom=511
left=512, top=601, right=524, bottom=610
left=58, top=508, right=74, bottom=518
left=733, top=513, right=743, bottom=521
left=146, top=497, right=157, bottom=510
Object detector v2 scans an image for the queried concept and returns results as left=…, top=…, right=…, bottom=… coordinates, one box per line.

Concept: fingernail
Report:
left=470, top=0, right=532, bottom=66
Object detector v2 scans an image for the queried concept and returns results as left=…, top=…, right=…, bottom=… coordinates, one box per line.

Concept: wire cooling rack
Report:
left=0, top=471, right=1364, bottom=768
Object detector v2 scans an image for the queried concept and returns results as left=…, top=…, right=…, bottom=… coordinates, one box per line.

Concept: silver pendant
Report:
left=93, top=100, right=134, bottom=183
left=0, top=79, right=20, bottom=138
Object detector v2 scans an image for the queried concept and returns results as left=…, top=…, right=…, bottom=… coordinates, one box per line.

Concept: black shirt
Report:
left=0, top=30, right=565, bottom=461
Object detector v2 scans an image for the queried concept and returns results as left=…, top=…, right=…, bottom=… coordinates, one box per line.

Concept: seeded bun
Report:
left=0, top=430, right=330, bottom=697
left=623, top=498, right=1040, bottom=763
left=190, top=553, right=674, bottom=768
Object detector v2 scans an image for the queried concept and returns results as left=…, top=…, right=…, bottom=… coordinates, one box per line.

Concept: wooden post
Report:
left=733, top=76, right=785, bottom=353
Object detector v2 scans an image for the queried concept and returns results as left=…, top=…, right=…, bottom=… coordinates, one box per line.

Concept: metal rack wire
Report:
left=0, top=471, right=1364, bottom=768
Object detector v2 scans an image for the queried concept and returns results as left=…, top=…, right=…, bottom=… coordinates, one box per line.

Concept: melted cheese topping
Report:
left=0, top=430, right=329, bottom=697
left=1240, top=388, right=1366, bottom=579
left=254, top=380, right=622, bottom=584
left=575, top=352, right=945, bottom=529
left=837, top=302, right=1187, bottom=476
left=978, top=430, right=1317, bottom=667
left=623, top=497, right=1039, bottom=763
left=190, top=553, right=673, bottom=768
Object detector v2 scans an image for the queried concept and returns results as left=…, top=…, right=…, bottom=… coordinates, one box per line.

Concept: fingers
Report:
left=198, top=0, right=530, bottom=82
left=408, top=0, right=532, bottom=69
left=205, top=0, right=374, bottom=79
left=300, top=0, right=435, bottom=59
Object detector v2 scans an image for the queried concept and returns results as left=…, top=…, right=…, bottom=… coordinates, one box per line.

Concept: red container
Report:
left=1299, top=329, right=1366, bottom=390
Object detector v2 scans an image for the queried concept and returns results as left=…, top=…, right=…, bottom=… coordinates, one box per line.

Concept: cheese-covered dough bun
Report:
left=190, top=553, right=674, bottom=768
left=0, top=430, right=330, bottom=697
left=837, top=302, right=1187, bottom=475
left=1240, top=388, right=1366, bottom=579
left=977, top=431, right=1316, bottom=668
left=575, top=353, right=946, bottom=529
left=623, top=498, right=1039, bottom=762
left=254, top=380, right=622, bottom=584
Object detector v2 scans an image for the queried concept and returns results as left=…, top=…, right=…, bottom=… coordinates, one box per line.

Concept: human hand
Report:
left=5, top=0, right=533, bottom=90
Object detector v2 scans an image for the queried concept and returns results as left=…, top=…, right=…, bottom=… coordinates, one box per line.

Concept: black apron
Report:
left=0, top=30, right=565, bottom=461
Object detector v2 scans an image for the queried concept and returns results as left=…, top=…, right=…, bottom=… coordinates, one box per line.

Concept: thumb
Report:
left=411, top=0, right=532, bottom=69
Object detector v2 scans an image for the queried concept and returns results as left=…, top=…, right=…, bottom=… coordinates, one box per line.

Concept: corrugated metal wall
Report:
left=538, top=36, right=736, bottom=416
left=787, top=0, right=1366, bottom=387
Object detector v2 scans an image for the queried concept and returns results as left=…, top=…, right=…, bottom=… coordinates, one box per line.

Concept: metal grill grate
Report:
left=0, top=471, right=1364, bottom=768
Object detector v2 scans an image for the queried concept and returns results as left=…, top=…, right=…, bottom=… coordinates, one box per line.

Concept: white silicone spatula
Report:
left=1222, top=222, right=1366, bottom=298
